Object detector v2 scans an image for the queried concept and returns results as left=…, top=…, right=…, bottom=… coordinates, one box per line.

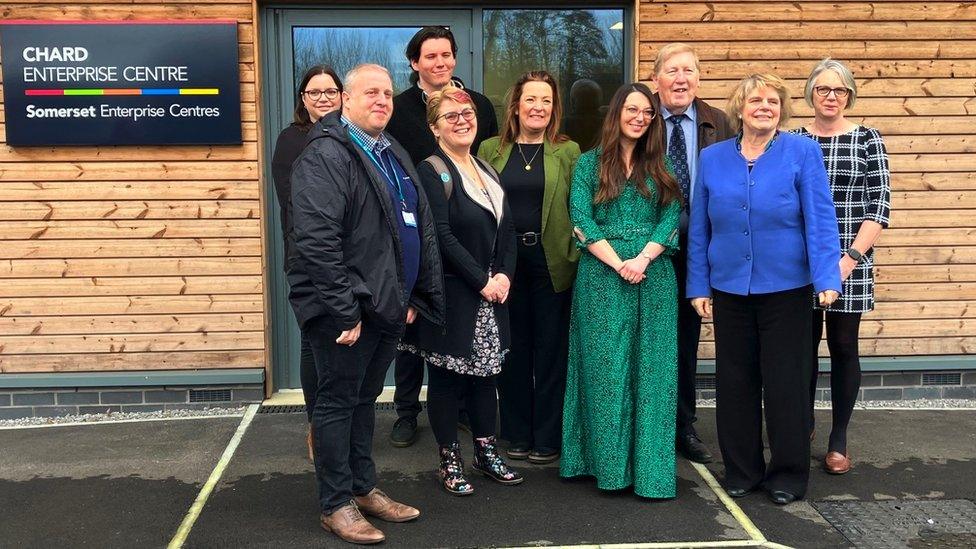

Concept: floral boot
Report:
left=438, top=441, right=474, bottom=496
left=472, top=436, right=524, bottom=485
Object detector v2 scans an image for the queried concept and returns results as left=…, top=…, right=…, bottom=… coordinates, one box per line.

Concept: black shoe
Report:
left=677, top=433, right=714, bottom=463
left=725, top=487, right=752, bottom=498
left=527, top=448, right=560, bottom=464
left=768, top=490, right=798, bottom=505
left=390, top=416, right=418, bottom=448
left=506, top=443, right=530, bottom=460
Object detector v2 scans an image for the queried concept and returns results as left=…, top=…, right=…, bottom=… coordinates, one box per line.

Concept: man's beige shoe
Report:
left=354, top=488, right=420, bottom=523
left=320, top=504, right=385, bottom=545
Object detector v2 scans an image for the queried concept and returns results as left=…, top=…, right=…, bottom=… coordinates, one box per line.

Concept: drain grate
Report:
left=814, top=499, right=976, bottom=549
left=696, top=375, right=716, bottom=390
left=922, top=372, right=962, bottom=386
left=908, top=532, right=976, bottom=548
left=258, top=404, right=306, bottom=414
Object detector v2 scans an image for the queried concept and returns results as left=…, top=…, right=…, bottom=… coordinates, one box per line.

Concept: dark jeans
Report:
left=393, top=351, right=424, bottom=420
left=426, top=365, right=498, bottom=445
left=306, top=315, right=400, bottom=514
left=672, top=237, right=703, bottom=438
left=713, top=285, right=814, bottom=497
left=299, top=330, right=317, bottom=423
left=810, top=309, right=863, bottom=454
left=497, top=241, right=571, bottom=450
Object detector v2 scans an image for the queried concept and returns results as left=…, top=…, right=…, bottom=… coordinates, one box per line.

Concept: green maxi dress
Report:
left=560, top=149, right=681, bottom=498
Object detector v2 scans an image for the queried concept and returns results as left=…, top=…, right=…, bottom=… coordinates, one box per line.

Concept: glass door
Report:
left=264, top=9, right=474, bottom=390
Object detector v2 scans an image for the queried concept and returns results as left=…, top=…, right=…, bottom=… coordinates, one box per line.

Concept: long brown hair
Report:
left=499, top=70, right=569, bottom=148
left=595, top=83, right=679, bottom=206
left=293, top=65, right=343, bottom=128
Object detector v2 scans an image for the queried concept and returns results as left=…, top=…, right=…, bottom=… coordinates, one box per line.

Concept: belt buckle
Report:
left=520, top=232, right=539, bottom=246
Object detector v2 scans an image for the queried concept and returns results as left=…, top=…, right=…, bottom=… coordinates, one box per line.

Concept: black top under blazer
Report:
left=404, top=147, right=517, bottom=359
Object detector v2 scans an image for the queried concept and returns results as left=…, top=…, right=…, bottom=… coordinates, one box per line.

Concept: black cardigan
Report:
left=387, top=82, right=498, bottom=165
left=271, top=123, right=310, bottom=269
left=403, top=147, right=516, bottom=359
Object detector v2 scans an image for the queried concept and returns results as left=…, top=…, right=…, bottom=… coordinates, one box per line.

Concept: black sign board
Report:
left=0, top=20, right=241, bottom=146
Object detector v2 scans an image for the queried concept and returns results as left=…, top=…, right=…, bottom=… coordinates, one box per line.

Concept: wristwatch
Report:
left=846, top=247, right=863, bottom=263
left=641, top=250, right=652, bottom=260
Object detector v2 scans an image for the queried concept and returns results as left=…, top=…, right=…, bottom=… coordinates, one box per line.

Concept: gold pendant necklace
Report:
left=517, top=142, right=542, bottom=171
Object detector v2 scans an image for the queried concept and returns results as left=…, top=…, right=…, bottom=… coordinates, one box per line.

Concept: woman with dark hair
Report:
left=270, top=64, right=342, bottom=460
left=399, top=84, right=522, bottom=495
left=478, top=71, right=580, bottom=464
left=560, top=83, right=682, bottom=498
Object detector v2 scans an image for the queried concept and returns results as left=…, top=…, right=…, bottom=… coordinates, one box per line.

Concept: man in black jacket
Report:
left=290, top=63, right=445, bottom=545
left=385, top=26, right=498, bottom=447
left=652, top=43, right=734, bottom=465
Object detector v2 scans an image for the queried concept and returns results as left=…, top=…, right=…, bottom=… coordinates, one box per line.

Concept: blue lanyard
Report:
left=347, top=131, right=407, bottom=207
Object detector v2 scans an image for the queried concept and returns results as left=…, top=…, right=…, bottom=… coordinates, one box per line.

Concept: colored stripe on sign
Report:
left=25, top=88, right=220, bottom=96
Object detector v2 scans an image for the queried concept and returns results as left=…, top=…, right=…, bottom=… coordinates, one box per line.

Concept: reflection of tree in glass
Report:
left=292, top=27, right=415, bottom=92
left=483, top=9, right=623, bottom=147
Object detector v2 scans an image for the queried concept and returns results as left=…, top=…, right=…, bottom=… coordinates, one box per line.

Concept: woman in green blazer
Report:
left=478, top=70, right=581, bottom=464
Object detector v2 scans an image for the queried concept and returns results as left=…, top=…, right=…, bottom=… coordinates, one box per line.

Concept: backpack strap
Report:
left=472, top=156, right=501, bottom=186
left=422, top=154, right=453, bottom=200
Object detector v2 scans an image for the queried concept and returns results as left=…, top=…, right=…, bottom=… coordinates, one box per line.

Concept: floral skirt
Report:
left=400, top=300, right=507, bottom=377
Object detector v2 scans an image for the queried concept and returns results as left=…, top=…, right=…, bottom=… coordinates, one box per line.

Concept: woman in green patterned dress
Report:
left=560, top=83, right=682, bottom=499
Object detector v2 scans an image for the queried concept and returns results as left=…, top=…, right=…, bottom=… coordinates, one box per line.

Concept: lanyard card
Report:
left=402, top=210, right=418, bottom=228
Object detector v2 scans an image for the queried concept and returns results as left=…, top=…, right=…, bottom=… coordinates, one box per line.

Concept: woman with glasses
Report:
left=560, top=83, right=682, bottom=498
left=478, top=71, right=581, bottom=465
left=794, top=59, right=891, bottom=475
left=271, top=65, right=342, bottom=461
left=687, top=74, right=841, bottom=505
left=399, top=85, right=522, bottom=495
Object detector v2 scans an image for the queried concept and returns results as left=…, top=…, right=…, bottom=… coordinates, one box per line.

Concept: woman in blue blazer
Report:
left=686, top=74, right=841, bottom=505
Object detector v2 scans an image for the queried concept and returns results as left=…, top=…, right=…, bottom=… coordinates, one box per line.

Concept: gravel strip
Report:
left=0, top=405, right=247, bottom=428
left=696, top=399, right=976, bottom=409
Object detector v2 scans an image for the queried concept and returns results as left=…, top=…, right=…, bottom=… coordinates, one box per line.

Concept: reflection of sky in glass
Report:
left=292, top=27, right=419, bottom=92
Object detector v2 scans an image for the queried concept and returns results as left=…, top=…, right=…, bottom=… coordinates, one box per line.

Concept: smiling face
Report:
left=516, top=80, right=554, bottom=137
left=411, top=38, right=456, bottom=91
left=654, top=51, right=700, bottom=115
left=618, top=91, right=655, bottom=142
left=342, top=68, right=394, bottom=137
left=301, top=73, right=341, bottom=123
left=431, top=97, right=477, bottom=152
left=740, top=86, right=782, bottom=136
left=811, top=70, right=850, bottom=120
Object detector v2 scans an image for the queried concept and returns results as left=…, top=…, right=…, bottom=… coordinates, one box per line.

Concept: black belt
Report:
left=517, top=231, right=540, bottom=246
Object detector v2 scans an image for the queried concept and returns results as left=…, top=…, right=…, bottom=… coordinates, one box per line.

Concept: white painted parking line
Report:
left=0, top=413, right=244, bottom=430
left=167, top=403, right=259, bottom=549
left=690, top=461, right=768, bottom=544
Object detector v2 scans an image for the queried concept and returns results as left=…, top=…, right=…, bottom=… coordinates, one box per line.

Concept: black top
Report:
left=500, top=143, right=545, bottom=233
left=271, top=123, right=310, bottom=269
left=387, top=81, right=499, bottom=165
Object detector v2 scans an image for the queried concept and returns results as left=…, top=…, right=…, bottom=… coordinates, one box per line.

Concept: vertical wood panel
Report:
left=0, top=1, right=265, bottom=375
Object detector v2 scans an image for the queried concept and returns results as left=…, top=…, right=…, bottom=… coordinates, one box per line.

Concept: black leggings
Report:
left=810, top=310, right=862, bottom=454
left=426, top=365, right=498, bottom=446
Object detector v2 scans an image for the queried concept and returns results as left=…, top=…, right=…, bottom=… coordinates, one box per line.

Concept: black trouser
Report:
left=426, top=365, right=498, bottom=445
left=393, top=351, right=424, bottom=420
left=306, top=315, right=400, bottom=514
left=299, top=330, right=317, bottom=423
left=810, top=309, right=863, bottom=454
left=713, top=286, right=814, bottom=497
left=672, top=235, right=703, bottom=438
left=497, top=241, right=571, bottom=450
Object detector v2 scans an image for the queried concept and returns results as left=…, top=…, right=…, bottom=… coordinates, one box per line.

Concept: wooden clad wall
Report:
left=0, top=2, right=266, bottom=374
left=638, top=0, right=976, bottom=358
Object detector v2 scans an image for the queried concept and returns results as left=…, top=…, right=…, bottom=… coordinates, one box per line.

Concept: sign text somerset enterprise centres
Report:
left=0, top=20, right=241, bottom=146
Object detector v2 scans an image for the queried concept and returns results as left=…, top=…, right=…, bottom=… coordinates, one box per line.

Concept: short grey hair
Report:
left=343, top=63, right=392, bottom=92
left=804, top=58, right=858, bottom=109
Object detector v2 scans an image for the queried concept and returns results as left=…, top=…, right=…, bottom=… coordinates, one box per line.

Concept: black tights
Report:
left=426, top=365, right=498, bottom=446
left=810, top=310, right=862, bottom=454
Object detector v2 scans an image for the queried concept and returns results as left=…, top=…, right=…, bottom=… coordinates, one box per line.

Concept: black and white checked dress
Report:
left=793, top=126, right=891, bottom=312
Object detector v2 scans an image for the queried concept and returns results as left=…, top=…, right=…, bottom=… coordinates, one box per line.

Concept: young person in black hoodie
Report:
left=386, top=26, right=498, bottom=447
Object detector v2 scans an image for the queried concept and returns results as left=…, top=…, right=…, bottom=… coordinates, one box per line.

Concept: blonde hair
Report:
left=653, top=43, right=700, bottom=76
left=424, top=84, right=477, bottom=127
left=725, top=74, right=792, bottom=133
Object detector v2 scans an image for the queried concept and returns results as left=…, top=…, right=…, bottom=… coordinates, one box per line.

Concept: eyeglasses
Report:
left=623, top=105, right=656, bottom=120
left=813, top=86, right=850, bottom=98
left=436, top=108, right=476, bottom=125
left=303, top=88, right=340, bottom=101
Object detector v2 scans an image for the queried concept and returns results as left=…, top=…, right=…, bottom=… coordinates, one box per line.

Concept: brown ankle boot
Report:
left=320, top=504, right=385, bottom=545
left=354, top=488, right=420, bottom=523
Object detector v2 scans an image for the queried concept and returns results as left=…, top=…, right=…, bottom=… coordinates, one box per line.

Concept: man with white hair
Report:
left=289, top=63, right=445, bottom=544
left=652, top=43, right=734, bottom=465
